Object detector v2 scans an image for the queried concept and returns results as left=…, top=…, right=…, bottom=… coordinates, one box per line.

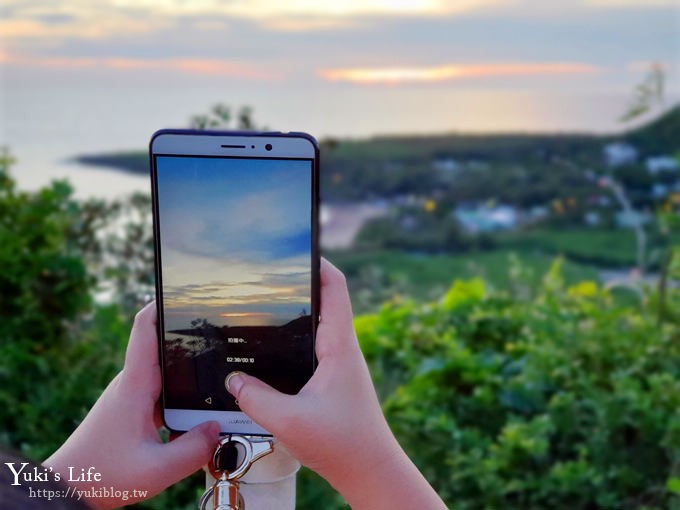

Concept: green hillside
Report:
left=75, top=104, right=679, bottom=184
left=625, top=104, right=680, bottom=154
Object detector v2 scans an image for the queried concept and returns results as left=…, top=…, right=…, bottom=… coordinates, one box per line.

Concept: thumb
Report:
left=226, top=371, right=298, bottom=433
left=155, top=421, right=220, bottom=489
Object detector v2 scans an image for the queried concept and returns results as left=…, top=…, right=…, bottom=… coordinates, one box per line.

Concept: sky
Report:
left=0, top=0, right=678, bottom=195
left=2, top=1, right=677, bottom=94
left=156, top=156, right=312, bottom=330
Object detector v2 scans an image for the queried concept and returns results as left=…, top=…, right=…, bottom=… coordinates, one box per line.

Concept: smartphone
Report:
left=149, top=129, right=319, bottom=435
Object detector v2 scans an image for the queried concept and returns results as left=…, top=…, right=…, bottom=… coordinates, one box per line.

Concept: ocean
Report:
left=1, top=81, right=662, bottom=200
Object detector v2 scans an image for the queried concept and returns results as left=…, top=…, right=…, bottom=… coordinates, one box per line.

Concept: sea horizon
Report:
left=3, top=82, right=676, bottom=200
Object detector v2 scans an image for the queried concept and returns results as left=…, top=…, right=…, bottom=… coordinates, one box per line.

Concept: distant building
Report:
left=645, top=156, right=678, bottom=174
left=584, top=211, right=601, bottom=227
left=597, top=195, right=612, bottom=207
left=615, top=210, right=651, bottom=228
left=603, top=142, right=638, bottom=167
left=529, top=205, right=549, bottom=221
left=399, top=215, right=419, bottom=230
left=454, top=204, right=518, bottom=233
left=652, top=183, right=669, bottom=199
left=432, top=157, right=460, bottom=172
left=393, top=194, right=418, bottom=206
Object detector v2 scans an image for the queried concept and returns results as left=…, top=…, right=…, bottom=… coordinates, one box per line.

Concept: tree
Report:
left=620, top=62, right=665, bottom=123
left=190, top=104, right=261, bottom=131
left=0, top=148, right=125, bottom=459
left=597, top=63, right=669, bottom=277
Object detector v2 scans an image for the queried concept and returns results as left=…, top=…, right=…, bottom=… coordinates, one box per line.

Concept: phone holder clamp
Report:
left=198, top=435, right=274, bottom=510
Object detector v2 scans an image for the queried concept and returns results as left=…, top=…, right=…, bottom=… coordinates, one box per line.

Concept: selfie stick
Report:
left=200, top=435, right=300, bottom=510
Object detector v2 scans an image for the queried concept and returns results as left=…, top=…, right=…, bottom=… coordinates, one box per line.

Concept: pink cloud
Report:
left=319, top=62, right=601, bottom=84
left=2, top=53, right=276, bottom=79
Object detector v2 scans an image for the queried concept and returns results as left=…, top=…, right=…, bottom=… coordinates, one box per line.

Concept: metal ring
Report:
left=198, top=485, right=214, bottom=510
left=208, top=435, right=253, bottom=480
left=198, top=484, right=244, bottom=510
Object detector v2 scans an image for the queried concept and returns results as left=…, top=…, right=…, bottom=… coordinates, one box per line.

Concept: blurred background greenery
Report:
left=2, top=1, right=680, bottom=508
left=2, top=82, right=680, bottom=507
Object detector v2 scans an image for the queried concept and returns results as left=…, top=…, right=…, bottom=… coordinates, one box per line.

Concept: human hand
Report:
left=226, top=259, right=447, bottom=510
left=44, top=302, right=220, bottom=509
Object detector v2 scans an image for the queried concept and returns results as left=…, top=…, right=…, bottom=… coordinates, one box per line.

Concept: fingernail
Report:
left=225, top=371, right=244, bottom=397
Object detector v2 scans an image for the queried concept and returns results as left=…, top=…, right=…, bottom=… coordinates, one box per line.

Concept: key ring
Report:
left=199, top=435, right=274, bottom=510
left=206, top=435, right=274, bottom=480
left=198, top=479, right=244, bottom=510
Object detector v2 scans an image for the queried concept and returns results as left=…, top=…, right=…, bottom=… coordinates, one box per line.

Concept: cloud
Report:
left=164, top=299, right=308, bottom=327
left=219, top=312, right=273, bottom=318
left=162, top=266, right=311, bottom=319
left=163, top=271, right=311, bottom=327
left=1, top=0, right=509, bottom=46
left=2, top=0, right=674, bottom=90
left=0, top=3, right=162, bottom=40
left=241, top=0, right=510, bottom=31
left=166, top=288, right=309, bottom=306
left=319, top=62, right=601, bottom=85
left=165, top=270, right=310, bottom=305
left=90, top=0, right=507, bottom=21
left=157, top=159, right=312, bottom=263
left=0, top=53, right=276, bottom=78
left=585, top=0, right=677, bottom=6
left=0, top=52, right=97, bottom=68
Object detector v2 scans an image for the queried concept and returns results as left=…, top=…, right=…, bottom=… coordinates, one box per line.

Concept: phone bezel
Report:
left=149, top=129, right=320, bottom=435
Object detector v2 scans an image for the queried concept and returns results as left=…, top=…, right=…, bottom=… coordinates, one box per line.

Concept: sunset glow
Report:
left=219, top=312, right=274, bottom=318
left=2, top=53, right=274, bottom=78
left=320, top=62, right=600, bottom=85
left=2, top=0, right=676, bottom=146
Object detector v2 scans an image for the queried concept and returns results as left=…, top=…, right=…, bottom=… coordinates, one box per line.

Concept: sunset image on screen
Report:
left=156, top=155, right=313, bottom=410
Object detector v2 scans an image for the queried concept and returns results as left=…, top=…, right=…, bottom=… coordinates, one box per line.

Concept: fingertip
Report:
left=197, top=420, right=221, bottom=443
left=180, top=420, right=220, bottom=445
left=159, top=420, right=220, bottom=482
left=188, top=421, right=221, bottom=461
left=317, top=259, right=354, bottom=341
left=225, top=371, right=245, bottom=398
left=133, top=300, right=157, bottom=326
left=227, top=374, right=295, bottom=433
left=124, top=301, right=160, bottom=378
left=320, top=258, right=346, bottom=286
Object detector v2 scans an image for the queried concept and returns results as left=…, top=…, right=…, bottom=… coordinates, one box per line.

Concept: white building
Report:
left=454, top=204, right=518, bottom=233
left=603, top=142, right=638, bottom=168
left=646, top=156, right=678, bottom=174
left=652, top=183, right=669, bottom=199
left=615, top=210, right=651, bottom=228
left=432, top=157, right=460, bottom=172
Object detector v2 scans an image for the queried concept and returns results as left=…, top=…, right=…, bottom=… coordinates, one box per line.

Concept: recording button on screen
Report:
left=225, top=372, right=239, bottom=392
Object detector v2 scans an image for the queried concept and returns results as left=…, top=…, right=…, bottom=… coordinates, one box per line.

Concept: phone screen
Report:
left=154, top=154, right=314, bottom=412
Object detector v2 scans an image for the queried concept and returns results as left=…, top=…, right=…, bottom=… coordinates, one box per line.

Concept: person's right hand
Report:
left=226, top=259, right=447, bottom=510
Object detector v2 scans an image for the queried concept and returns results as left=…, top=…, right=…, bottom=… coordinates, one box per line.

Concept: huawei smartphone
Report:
left=150, top=129, right=319, bottom=435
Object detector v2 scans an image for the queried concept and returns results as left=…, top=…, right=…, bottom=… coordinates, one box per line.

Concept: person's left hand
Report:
left=44, top=301, right=220, bottom=509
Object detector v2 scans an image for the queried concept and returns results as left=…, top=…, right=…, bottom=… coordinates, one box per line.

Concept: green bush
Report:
left=3, top=152, right=679, bottom=509
left=0, top=155, right=128, bottom=459
left=355, top=264, right=680, bottom=509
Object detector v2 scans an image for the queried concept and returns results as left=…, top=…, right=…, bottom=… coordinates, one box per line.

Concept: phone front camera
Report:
left=265, top=143, right=273, bottom=151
